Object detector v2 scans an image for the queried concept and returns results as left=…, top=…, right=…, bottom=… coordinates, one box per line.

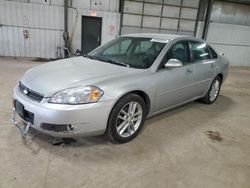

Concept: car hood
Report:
left=20, top=57, right=140, bottom=97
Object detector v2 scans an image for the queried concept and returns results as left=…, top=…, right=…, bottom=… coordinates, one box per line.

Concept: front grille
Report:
left=18, top=82, right=44, bottom=102
left=24, top=110, right=34, bottom=124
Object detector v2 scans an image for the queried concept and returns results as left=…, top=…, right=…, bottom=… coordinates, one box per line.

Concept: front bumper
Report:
left=12, top=85, right=113, bottom=138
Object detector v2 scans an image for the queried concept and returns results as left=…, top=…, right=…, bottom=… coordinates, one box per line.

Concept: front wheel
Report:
left=106, top=94, right=147, bottom=143
left=200, top=76, right=222, bottom=104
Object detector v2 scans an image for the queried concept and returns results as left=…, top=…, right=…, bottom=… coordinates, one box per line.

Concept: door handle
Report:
left=185, top=69, right=193, bottom=74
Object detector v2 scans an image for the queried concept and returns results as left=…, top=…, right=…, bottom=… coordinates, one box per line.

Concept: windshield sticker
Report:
left=150, top=39, right=169, bottom=43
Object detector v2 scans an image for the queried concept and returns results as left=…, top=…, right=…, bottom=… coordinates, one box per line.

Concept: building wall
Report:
left=0, top=0, right=64, bottom=58
left=68, top=3, right=120, bottom=54
left=203, top=1, right=250, bottom=66
left=207, top=22, right=250, bottom=66
left=0, top=0, right=120, bottom=59
left=120, top=0, right=200, bottom=36
left=211, top=1, right=250, bottom=26
left=1, top=0, right=250, bottom=67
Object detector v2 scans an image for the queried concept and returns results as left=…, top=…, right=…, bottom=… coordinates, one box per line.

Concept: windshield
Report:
left=88, top=37, right=167, bottom=69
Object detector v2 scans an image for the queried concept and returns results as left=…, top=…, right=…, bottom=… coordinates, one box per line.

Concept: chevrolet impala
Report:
left=12, top=34, right=229, bottom=143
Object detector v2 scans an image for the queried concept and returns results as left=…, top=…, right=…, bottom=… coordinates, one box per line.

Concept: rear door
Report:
left=189, top=41, right=216, bottom=97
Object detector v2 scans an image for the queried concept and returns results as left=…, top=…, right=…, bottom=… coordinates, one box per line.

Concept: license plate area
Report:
left=14, top=100, right=24, bottom=118
left=12, top=100, right=32, bottom=137
left=13, top=100, right=34, bottom=124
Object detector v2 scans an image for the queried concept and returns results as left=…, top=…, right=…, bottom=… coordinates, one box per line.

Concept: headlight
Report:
left=49, top=86, right=104, bottom=104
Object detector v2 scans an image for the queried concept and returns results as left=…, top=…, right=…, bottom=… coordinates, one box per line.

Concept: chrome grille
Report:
left=18, top=82, right=44, bottom=102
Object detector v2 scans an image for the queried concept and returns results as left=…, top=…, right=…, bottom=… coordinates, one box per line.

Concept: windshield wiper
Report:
left=83, top=54, right=94, bottom=59
left=84, top=55, right=130, bottom=68
left=104, top=59, right=130, bottom=67
left=93, top=57, right=129, bottom=67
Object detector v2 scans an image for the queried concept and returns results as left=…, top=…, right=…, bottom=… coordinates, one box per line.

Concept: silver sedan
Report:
left=12, top=34, right=229, bottom=143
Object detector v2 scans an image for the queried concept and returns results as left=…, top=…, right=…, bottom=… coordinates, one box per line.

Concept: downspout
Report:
left=63, top=0, right=69, bottom=57
left=202, top=0, right=214, bottom=40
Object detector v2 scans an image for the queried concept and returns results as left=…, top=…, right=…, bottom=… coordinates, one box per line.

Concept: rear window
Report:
left=208, top=45, right=218, bottom=59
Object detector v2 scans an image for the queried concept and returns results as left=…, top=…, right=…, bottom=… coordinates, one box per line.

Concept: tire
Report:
left=200, top=76, right=222, bottom=104
left=106, top=94, right=147, bottom=144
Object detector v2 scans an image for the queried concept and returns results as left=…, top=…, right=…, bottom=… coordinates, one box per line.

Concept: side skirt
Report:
left=147, top=95, right=203, bottom=119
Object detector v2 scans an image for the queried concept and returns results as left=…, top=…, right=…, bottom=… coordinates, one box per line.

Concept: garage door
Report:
left=120, top=0, right=200, bottom=36
left=207, top=1, right=250, bottom=66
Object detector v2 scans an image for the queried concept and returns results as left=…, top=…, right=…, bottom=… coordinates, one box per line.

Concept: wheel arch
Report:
left=105, top=89, right=151, bottom=134
left=217, top=73, right=223, bottom=82
left=107, top=89, right=151, bottom=120
left=128, top=90, right=151, bottom=116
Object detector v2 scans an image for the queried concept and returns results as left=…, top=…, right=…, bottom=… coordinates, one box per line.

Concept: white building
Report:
left=0, top=0, right=250, bottom=66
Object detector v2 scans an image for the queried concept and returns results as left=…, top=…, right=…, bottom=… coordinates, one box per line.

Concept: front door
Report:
left=82, top=16, right=102, bottom=55
left=154, top=65, right=195, bottom=111
left=154, top=41, right=196, bottom=112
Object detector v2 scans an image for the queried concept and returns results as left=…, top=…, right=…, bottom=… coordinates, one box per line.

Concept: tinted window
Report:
left=190, top=41, right=210, bottom=62
left=208, top=45, right=218, bottom=59
left=134, top=40, right=153, bottom=53
left=89, top=37, right=167, bottom=69
left=103, top=39, right=132, bottom=55
left=164, top=41, right=190, bottom=65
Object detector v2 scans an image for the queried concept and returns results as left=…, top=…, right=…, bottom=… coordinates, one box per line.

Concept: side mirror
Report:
left=165, top=59, right=183, bottom=68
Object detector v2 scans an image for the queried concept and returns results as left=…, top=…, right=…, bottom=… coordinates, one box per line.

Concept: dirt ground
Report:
left=0, top=57, right=250, bottom=188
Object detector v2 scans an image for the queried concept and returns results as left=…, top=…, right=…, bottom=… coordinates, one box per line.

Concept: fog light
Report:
left=68, top=124, right=76, bottom=131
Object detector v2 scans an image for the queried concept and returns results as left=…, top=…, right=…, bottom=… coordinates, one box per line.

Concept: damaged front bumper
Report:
left=12, top=109, right=31, bottom=137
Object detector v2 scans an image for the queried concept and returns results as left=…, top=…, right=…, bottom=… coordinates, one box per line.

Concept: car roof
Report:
left=122, top=33, right=203, bottom=42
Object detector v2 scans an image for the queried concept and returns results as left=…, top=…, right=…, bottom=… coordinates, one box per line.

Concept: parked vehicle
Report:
left=12, top=33, right=229, bottom=143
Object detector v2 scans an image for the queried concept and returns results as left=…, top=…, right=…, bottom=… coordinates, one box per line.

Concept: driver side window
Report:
left=164, top=41, right=190, bottom=66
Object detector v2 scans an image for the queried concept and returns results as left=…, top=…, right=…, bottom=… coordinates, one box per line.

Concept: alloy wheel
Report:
left=209, top=80, right=220, bottom=102
left=116, top=101, right=143, bottom=138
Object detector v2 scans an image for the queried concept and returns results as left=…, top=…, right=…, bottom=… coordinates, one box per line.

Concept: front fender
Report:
left=98, top=76, right=157, bottom=118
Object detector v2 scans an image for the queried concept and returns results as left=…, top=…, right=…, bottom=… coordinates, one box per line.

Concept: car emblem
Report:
left=23, top=89, right=28, bottom=95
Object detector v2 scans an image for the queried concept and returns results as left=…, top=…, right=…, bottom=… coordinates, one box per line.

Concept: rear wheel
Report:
left=106, top=94, right=147, bottom=143
left=201, top=76, right=222, bottom=104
